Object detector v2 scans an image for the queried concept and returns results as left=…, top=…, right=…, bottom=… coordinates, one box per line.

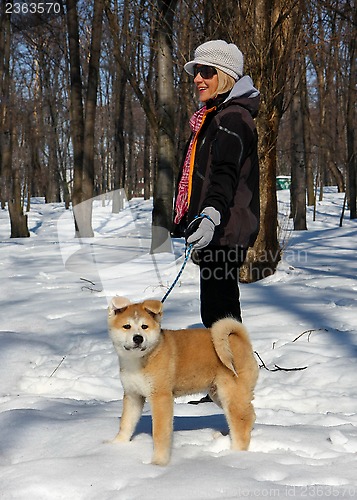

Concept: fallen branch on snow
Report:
left=49, top=356, right=67, bottom=377
left=254, top=351, right=308, bottom=372
left=292, top=328, right=328, bottom=343
left=80, top=277, right=102, bottom=293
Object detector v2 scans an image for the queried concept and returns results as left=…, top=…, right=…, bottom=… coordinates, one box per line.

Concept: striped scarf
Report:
left=174, top=106, right=207, bottom=224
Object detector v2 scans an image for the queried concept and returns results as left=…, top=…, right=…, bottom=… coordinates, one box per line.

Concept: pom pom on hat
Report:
left=184, top=40, right=244, bottom=80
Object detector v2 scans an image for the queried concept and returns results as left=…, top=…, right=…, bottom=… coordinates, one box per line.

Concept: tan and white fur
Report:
left=108, top=296, right=258, bottom=465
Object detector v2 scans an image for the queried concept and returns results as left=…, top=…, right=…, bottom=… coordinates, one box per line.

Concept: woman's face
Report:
left=193, top=65, right=218, bottom=103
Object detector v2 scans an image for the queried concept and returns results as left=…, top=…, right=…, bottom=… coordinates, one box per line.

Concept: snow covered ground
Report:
left=0, top=188, right=356, bottom=499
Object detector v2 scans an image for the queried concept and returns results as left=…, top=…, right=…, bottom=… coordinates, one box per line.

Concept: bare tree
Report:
left=300, top=56, right=315, bottom=207
left=105, top=0, right=157, bottom=211
left=0, top=0, right=11, bottom=209
left=290, top=54, right=307, bottom=230
left=111, top=0, right=128, bottom=212
left=346, top=0, right=357, bottom=218
left=151, top=0, right=178, bottom=253
left=106, top=0, right=177, bottom=252
left=66, top=0, right=85, bottom=232
left=236, top=0, right=303, bottom=281
left=306, top=1, right=346, bottom=196
left=66, top=0, right=104, bottom=237
left=82, top=0, right=104, bottom=214
left=0, top=1, right=29, bottom=237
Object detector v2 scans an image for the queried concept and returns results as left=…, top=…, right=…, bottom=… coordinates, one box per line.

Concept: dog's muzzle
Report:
left=123, top=334, right=146, bottom=351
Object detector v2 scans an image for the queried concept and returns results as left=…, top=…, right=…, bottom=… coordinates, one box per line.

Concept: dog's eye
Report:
left=141, top=324, right=148, bottom=330
left=122, top=324, right=131, bottom=330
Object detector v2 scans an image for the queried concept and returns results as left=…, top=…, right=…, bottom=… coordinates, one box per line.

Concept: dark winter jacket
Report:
left=173, top=76, right=260, bottom=249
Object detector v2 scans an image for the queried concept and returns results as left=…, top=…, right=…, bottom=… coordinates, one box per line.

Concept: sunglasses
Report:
left=193, top=65, right=217, bottom=79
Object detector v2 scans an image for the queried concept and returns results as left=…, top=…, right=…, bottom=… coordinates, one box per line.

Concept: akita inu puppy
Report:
left=108, top=297, right=258, bottom=465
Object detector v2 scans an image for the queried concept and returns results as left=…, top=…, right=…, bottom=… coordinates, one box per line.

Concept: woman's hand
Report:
left=185, top=207, right=221, bottom=250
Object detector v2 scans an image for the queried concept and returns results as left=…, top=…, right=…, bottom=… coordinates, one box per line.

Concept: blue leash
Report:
left=161, top=244, right=193, bottom=303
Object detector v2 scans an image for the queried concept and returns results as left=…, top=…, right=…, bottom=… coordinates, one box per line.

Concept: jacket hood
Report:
left=223, top=75, right=260, bottom=117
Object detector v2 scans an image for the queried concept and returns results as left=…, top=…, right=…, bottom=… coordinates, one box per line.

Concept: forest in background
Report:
left=0, top=0, right=356, bottom=281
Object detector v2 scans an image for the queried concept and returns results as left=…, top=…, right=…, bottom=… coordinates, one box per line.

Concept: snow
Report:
left=0, top=188, right=356, bottom=499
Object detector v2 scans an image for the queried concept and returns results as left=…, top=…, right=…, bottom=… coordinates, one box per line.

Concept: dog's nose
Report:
left=133, top=334, right=144, bottom=345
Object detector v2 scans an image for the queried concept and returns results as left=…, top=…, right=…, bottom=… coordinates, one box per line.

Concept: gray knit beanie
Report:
left=184, top=40, right=244, bottom=80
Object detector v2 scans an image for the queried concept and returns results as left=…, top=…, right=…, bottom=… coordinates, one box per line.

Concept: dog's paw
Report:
left=104, top=434, right=130, bottom=445
left=212, top=430, right=228, bottom=439
left=150, top=453, right=170, bottom=466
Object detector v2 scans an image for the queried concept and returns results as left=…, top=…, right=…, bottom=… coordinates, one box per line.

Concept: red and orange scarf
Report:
left=174, top=106, right=215, bottom=224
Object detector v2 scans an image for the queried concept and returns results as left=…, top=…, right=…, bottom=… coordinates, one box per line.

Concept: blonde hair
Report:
left=216, top=68, right=236, bottom=96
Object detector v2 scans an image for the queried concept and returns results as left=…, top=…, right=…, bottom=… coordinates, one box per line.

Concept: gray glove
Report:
left=185, top=207, right=221, bottom=250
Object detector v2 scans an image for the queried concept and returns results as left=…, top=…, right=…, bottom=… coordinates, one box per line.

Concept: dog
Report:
left=108, top=296, right=258, bottom=465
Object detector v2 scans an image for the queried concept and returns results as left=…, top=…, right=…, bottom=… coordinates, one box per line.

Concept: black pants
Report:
left=196, top=245, right=247, bottom=328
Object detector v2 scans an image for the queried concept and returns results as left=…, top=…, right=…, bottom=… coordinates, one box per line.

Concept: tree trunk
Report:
left=240, top=108, right=281, bottom=282
left=79, top=0, right=104, bottom=236
left=143, top=120, right=151, bottom=200
left=111, top=0, right=128, bottom=212
left=300, top=56, right=315, bottom=207
left=46, top=100, right=61, bottom=203
left=150, top=0, right=177, bottom=253
left=0, top=2, right=29, bottom=237
left=112, top=69, right=127, bottom=210
left=40, top=50, right=61, bottom=203
left=66, top=0, right=85, bottom=234
left=327, top=150, right=344, bottom=193
left=238, top=0, right=302, bottom=281
left=0, top=1, right=11, bottom=208
left=126, top=97, right=134, bottom=200
left=347, top=11, right=356, bottom=219
left=290, top=57, right=307, bottom=231
left=9, top=129, right=30, bottom=238
left=67, top=0, right=104, bottom=237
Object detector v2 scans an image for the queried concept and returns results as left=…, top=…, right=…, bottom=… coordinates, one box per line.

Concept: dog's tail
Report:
left=211, top=317, right=251, bottom=377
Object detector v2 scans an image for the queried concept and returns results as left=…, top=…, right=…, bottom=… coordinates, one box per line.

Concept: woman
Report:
left=173, top=39, right=260, bottom=336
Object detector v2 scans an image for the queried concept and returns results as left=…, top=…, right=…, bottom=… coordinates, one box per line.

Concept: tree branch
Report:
left=254, top=351, right=308, bottom=372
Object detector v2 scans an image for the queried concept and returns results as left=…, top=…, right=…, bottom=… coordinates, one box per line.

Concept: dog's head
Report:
left=108, top=297, right=163, bottom=357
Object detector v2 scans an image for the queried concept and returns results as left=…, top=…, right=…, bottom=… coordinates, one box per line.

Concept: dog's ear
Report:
left=109, top=296, right=131, bottom=316
left=142, top=300, right=163, bottom=318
